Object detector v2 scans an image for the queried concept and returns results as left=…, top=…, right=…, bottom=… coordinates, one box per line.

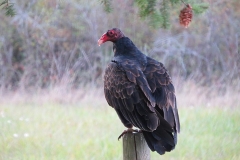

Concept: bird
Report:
left=98, top=28, right=180, bottom=155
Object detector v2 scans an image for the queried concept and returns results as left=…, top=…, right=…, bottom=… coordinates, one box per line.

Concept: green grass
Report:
left=0, top=103, right=240, bottom=160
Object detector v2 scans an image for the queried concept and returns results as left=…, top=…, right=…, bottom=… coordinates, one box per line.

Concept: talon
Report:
left=118, top=128, right=139, bottom=140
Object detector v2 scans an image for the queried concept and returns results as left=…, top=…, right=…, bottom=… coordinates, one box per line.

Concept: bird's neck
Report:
left=112, top=37, right=147, bottom=68
left=113, top=37, right=135, bottom=56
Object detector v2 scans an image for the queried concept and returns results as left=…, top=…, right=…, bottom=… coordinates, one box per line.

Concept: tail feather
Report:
left=142, top=131, right=176, bottom=155
left=142, top=120, right=177, bottom=155
left=152, top=127, right=175, bottom=146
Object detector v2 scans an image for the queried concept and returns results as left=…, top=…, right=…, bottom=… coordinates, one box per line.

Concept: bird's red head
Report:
left=98, top=28, right=125, bottom=46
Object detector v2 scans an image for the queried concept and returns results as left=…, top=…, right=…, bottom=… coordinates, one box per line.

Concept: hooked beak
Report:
left=98, top=32, right=107, bottom=46
left=98, top=39, right=104, bottom=46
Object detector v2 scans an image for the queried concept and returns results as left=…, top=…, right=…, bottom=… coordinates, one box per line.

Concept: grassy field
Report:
left=0, top=102, right=240, bottom=160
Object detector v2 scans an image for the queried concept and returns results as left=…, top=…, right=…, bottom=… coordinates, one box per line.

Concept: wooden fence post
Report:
left=123, top=132, right=151, bottom=160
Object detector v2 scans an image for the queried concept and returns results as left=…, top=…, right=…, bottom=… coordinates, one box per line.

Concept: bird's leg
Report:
left=118, top=128, right=140, bottom=140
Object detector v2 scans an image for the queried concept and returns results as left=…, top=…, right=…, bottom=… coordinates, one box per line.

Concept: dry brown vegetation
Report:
left=0, top=0, right=239, bottom=107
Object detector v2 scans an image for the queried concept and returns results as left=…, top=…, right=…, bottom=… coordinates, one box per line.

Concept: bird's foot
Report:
left=118, top=128, right=140, bottom=140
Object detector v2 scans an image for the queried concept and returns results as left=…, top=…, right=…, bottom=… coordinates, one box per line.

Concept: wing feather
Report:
left=104, top=61, right=159, bottom=132
left=144, top=57, right=180, bottom=133
left=104, top=57, right=180, bottom=134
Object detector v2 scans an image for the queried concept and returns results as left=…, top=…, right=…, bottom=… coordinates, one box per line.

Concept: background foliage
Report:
left=0, top=0, right=239, bottom=94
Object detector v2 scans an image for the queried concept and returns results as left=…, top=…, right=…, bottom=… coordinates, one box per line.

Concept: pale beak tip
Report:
left=98, top=39, right=104, bottom=46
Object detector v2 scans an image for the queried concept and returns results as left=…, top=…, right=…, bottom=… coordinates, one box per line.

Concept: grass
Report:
left=0, top=102, right=240, bottom=160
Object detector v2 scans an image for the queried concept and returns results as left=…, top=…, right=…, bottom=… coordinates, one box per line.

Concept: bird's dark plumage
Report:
left=99, top=28, right=180, bottom=155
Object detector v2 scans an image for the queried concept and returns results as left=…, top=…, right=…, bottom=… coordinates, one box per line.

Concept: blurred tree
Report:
left=1, top=0, right=208, bottom=28
left=101, top=0, right=208, bottom=28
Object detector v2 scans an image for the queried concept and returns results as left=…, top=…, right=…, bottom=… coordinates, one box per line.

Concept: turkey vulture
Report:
left=98, top=28, right=180, bottom=155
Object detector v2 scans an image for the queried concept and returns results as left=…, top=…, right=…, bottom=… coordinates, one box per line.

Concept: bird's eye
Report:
left=108, top=31, right=114, bottom=36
